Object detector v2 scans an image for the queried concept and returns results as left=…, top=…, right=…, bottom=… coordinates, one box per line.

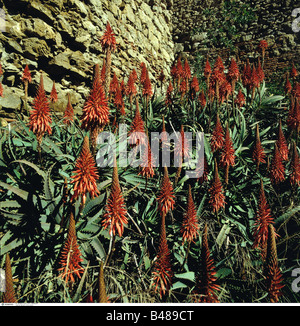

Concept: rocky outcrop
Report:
left=0, top=0, right=174, bottom=117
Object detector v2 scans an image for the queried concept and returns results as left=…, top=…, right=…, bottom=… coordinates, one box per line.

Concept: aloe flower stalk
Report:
left=58, top=212, right=84, bottom=283
left=100, top=22, right=117, bottom=95
left=252, top=179, right=274, bottom=260
left=29, top=74, right=52, bottom=148
left=157, top=166, right=175, bottom=216
left=264, top=224, right=284, bottom=302
left=276, top=119, right=289, bottom=161
left=21, top=64, right=32, bottom=113
left=227, top=57, right=239, bottom=92
left=63, top=93, right=74, bottom=126
left=220, top=123, right=235, bottom=184
left=151, top=212, right=173, bottom=298
left=71, top=136, right=100, bottom=206
left=270, top=144, right=285, bottom=184
left=3, top=254, right=17, bottom=303
left=208, top=160, right=225, bottom=214
left=181, top=185, right=199, bottom=244
left=49, top=80, right=58, bottom=103
left=98, top=261, right=108, bottom=303
left=210, top=113, right=224, bottom=153
left=192, top=224, right=220, bottom=303
left=128, top=98, right=146, bottom=146
left=102, top=158, right=128, bottom=237
left=290, top=140, right=300, bottom=187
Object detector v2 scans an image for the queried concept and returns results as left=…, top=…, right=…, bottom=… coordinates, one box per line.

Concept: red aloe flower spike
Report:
left=63, top=93, right=74, bottom=126
left=114, top=83, right=125, bottom=116
left=198, top=90, right=206, bottom=108
left=165, top=81, right=173, bottom=107
left=29, top=74, right=52, bottom=146
left=250, top=65, right=260, bottom=98
left=252, top=179, right=274, bottom=258
left=256, top=58, right=265, bottom=84
left=102, top=157, right=128, bottom=237
left=138, top=135, right=155, bottom=179
left=3, top=254, right=17, bottom=303
left=284, top=72, right=292, bottom=95
left=142, top=70, right=153, bottom=99
left=190, top=76, right=199, bottom=100
left=276, top=119, right=289, bottom=161
left=128, top=98, right=145, bottom=145
left=290, top=141, right=300, bottom=187
left=258, top=39, right=268, bottom=59
left=270, top=143, right=285, bottom=184
left=49, top=80, right=58, bottom=103
left=210, top=113, right=224, bottom=153
left=192, top=224, right=220, bottom=303
left=99, top=22, right=117, bottom=95
left=71, top=136, right=100, bottom=206
left=292, top=82, right=300, bottom=99
left=242, top=59, right=252, bottom=91
left=183, top=58, right=191, bottom=80
left=220, top=123, right=235, bottom=184
left=290, top=62, right=298, bottom=80
left=204, top=57, right=212, bottom=86
left=181, top=185, right=199, bottom=244
left=58, top=212, right=84, bottom=283
left=253, top=123, right=266, bottom=170
left=235, top=88, right=246, bottom=108
left=157, top=166, right=175, bottom=216
left=208, top=160, right=225, bottom=214
left=81, top=70, right=109, bottom=133
left=287, top=98, right=300, bottom=133
left=265, top=224, right=284, bottom=303
left=151, top=212, right=173, bottom=298
left=22, top=64, right=32, bottom=83
left=227, top=57, right=239, bottom=91
left=125, top=71, right=137, bottom=100
left=140, top=62, right=147, bottom=85
left=109, top=72, right=119, bottom=98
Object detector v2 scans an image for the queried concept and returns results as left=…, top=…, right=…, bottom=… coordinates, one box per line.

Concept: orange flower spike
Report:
left=21, top=64, right=32, bottom=83
left=220, top=123, right=235, bottom=184
left=63, top=93, right=74, bottom=126
left=157, top=166, right=175, bottom=216
left=252, top=179, right=274, bottom=252
left=290, top=141, right=300, bottom=187
left=129, top=98, right=145, bottom=145
left=165, top=81, right=173, bottom=107
left=71, top=136, right=100, bottom=205
left=290, top=62, right=298, bottom=80
left=139, top=137, right=155, bottom=179
left=276, top=119, right=289, bottom=161
left=3, top=254, right=17, bottom=303
left=102, top=158, right=128, bottom=237
left=151, top=212, right=173, bottom=298
left=99, top=22, right=116, bottom=52
left=210, top=113, right=224, bottom=153
left=50, top=80, right=58, bottom=103
left=208, top=160, right=225, bottom=214
left=181, top=185, right=199, bottom=243
left=265, top=224, right=284, bottom=303
left=58, top=212, right=84, bottom=283
left=183, top=58, right=191, bottom=81
left=193, top=224, right=220, bottom=303
left=29, top=74, right=52, bottom=145
left=252, top=124, right=266, bottom=170
left=270, top=144, right=285, bottom=184
left=142, top=71, right=153, bottom=99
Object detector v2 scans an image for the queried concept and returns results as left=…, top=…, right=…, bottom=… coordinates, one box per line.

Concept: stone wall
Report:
left=0, top=0, right=174, bottom=117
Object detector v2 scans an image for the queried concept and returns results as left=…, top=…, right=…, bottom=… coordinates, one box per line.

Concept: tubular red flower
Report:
left=220, top=123, right=235, bottom=184
left=252, top=179, right=274, bottom=254
left=81, top=73, right=109, bottom=131
left=227, top=57, right=239, bottom=83
left=21, top=64, right=32, bottom=83
left=198, top=90, right=206, bottom=108
left=192, top=224, right=220, bottom=303
left=208, top=161, right=225, bottom=213
left=276, top=120, right=289, bottom=161
left=49, top=80, right=58, bottom=103
left=140, top=62, right=148, bottom=85
left=58, top=212, right=84, bottom=283
left=252, top=124, right=266, bottom=169
left=157, top=166, right=175, bottom=216
left=138, top=137, right=155, bottom=179
left=234, top=91, right=244, bottom=111
left=242, top=59, right=252, bottom=89
left=151, top=212, right=173, bottom=298
left=102, top=160, right=128, bottom=237
left=181, top=185, right=199, bottom=243
left=264, top=224, right=284, bottom=303
left=183, top=58, right=191, bottom=81
left=109, top=72, right=119, bottom=97
left=270, top=144, right=285, bottom=184
left=3, top=254, right=17, bottom=303
left=204, top=57, right=212, bottom=79
left=99, top=22, right=116, bottom=52
left=71, top=136, right=100, bottom=205
left=29, top=74, right=52, bottom=144
left=125, top=71, right=137, bottom=98
left=290, top=141, right=300, bottom=187
left=63, top=93, right=74, bottom=126
left=129, top=99, right=145, bottom=145
left=142, top=71, right=153, bottom=99
left=210, top=113, right=224, bottom=153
